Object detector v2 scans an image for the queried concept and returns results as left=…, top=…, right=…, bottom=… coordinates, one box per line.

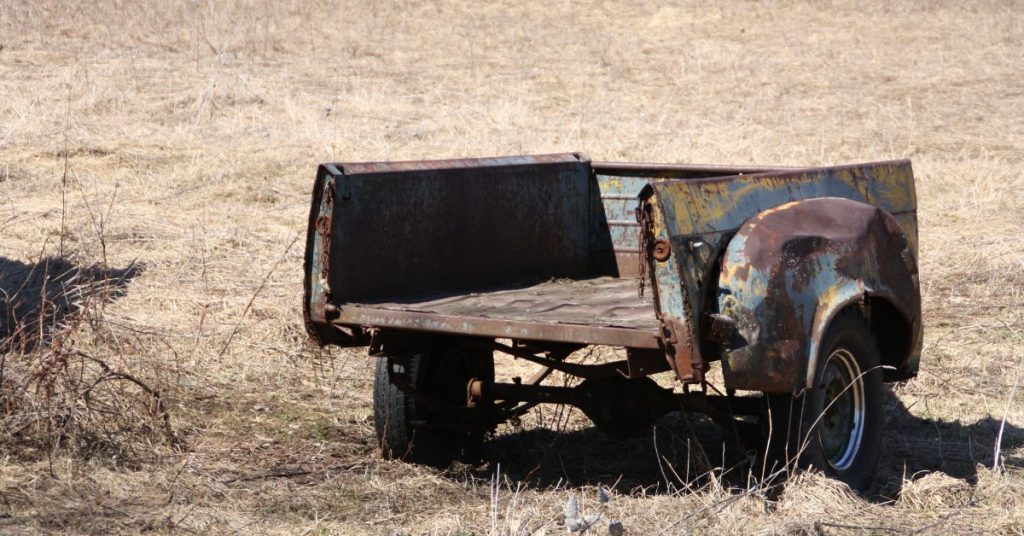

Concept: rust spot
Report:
left=652, top=239, right=672, bottom=262
left=722, top=339, right=803, bottom=393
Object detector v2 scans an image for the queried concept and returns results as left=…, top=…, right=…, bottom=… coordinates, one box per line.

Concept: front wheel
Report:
left=764, top=309, right=884, bottom=491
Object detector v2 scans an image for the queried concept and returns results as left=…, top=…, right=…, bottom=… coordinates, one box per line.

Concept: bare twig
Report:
left=72, top=171, right=118, bottom=270
left=909, top=489, right=977, bottom=534
left=73, top=350, right=174, bottom=441
left=221, top=468, right=310, bottom=484
left=993, top=364, right=1021, bottom=470
left=217, top=231, right=301, bottom=358
left=814, top=521, right=904, bottom=533
left=58, top=80, right=71, bottom=257
left=220, top=460, right=364, bottom=484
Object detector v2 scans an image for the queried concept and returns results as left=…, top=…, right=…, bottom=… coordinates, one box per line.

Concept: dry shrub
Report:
left=899, top=472, right=973, bottom=510
left=972, top=469, right=1024, bottom=529
left=0, top=254, right=176, bottom=463
left=773, top=471, right=868, bottom=524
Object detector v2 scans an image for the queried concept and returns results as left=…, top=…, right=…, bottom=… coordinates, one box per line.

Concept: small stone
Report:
left=564, top=494, right=579, bottom=522
left=581, top=515, right=601, bottom=530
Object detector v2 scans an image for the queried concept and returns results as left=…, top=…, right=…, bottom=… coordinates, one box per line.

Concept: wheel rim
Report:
left=818, top=348, right=865, bottom=471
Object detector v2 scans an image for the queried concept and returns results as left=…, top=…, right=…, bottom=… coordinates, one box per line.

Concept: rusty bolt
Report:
left=316, top=215, right=330, bottom=234
left=652, top=239, right=672, bottom=262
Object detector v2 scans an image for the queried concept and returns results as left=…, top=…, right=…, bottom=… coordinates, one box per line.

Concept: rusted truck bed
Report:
left=304, top=152, right=920, bottom=379
left=302, top=152, right=922, bottom=489
left=335, top=276, right=661, bottom=348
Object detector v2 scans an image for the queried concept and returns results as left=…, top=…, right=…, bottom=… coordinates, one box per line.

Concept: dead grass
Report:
left=1, top=0, right=1023, bottom=533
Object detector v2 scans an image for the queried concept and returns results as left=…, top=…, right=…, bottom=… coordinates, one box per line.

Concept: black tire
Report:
left=763, top=309, right=884, bottom=491
left=373, top=345, right=494, bottom=467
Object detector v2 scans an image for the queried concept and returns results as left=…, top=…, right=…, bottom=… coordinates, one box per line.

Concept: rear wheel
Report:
left=373, top=345, right=494, bottom=467
left=763, top=309, right=883, bottom=491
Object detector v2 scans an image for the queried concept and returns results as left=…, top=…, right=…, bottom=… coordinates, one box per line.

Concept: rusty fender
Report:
left=716, top=197, right=921, bottom=394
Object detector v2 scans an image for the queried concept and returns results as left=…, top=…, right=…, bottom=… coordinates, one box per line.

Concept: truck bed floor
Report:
left=336, top=277, right=661, bottom=348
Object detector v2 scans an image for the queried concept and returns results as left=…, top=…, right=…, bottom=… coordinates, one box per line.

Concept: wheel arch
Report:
left=717, top=197, right=922, bottom=394
left=806, top=291, right=918, bottom=390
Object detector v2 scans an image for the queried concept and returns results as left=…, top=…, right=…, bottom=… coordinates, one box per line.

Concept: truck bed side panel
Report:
left=327, top=154, right=592, bottom=303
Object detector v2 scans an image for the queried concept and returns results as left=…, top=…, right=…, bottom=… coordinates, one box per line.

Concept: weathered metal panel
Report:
left=348, top=276, right=658, bottom=331
left=589, top=174, right=649, bottom=277
left=336, top=306, right=661, bottom=348
left=328, top=153, right=591, bottom=303
left=641, top=160, right=919, bottom=387
left=638, top=197, right=699, bottom=380
left=592, top=162, right=792, bottom=177
left=590, top=164, right=780, bottom=277
left=716, top=197, right=921, bottom=392
left=304, top=164, right=357, bottom=345
left=652, top=160, right=916, bottom=237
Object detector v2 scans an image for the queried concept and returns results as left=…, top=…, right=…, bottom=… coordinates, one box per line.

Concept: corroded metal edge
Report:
left=335, top=306, right=662, bottom=349
left=336, top=152, right=587, bottom=175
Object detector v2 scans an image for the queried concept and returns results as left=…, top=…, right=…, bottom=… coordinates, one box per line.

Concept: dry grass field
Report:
left=1, top=1, right=1023, bottom=533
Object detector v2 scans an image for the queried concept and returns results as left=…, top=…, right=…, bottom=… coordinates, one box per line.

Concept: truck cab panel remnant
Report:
left=714, top=197, right=920, bottom=393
